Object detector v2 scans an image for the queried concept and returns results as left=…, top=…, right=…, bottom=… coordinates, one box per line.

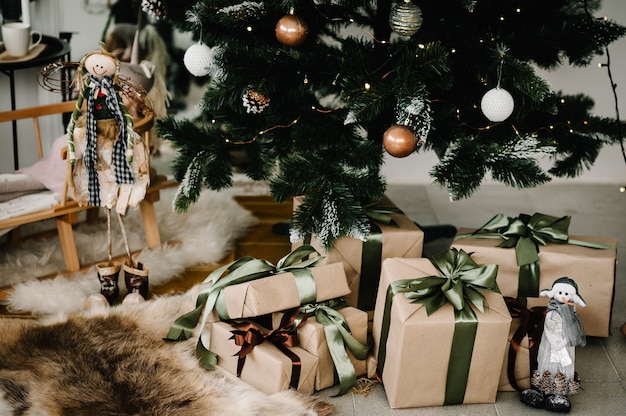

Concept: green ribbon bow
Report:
left=298, top=299, right=370, bottom=396
left=363, top=200, right=402, bottom=226
left=164, top=245, right=324, bottom=370
left=455, top=212, right=615, bottom=297
left=377, top=248, right=499, bottom=405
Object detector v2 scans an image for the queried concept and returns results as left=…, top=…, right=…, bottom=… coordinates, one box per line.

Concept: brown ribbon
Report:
left=504, top=297, right=546, bottom=391
left=229, top=308, right=306, bottom=390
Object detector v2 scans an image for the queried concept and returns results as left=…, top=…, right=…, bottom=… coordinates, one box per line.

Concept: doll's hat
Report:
left=551, top=276, right=585, bottom=303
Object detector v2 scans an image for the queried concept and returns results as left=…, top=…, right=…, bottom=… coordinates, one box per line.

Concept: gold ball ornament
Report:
left=275, top=14, right=309, bottom=47
left=383, top=125, right=417, bottom=158
left=389, top=0, right=423, bottom=36
left=480, top=87, right=515, bottom=122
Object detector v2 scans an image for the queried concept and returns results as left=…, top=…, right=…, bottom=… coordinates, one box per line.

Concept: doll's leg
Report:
left=117, top=212, right=149, bottom=300
left=94, top=208, right=121, bottom=305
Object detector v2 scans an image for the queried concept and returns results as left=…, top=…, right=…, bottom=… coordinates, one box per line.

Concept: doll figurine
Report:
left=67, top=48, right=150, bottom=306
left=521, top=277, right=586, bottom=413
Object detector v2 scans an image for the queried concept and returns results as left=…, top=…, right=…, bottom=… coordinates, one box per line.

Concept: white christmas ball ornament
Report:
left=183, top=42, right=214, bottom=77
left=480, top=87, right=515, bottom=122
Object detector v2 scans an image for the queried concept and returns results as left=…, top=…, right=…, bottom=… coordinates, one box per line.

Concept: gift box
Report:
left=165, top=246, right=352, bottom=368
left=209, top=321, right=318, bottom=395
left=214, top=261, right=350, bottom=320
left=371, top=252, right=511, bottom=408
left=293, top=195, right=424, bottom=311
left=452, top=213, right=618, bottom=337
left=272, top=305, right=368, bottom=391
left=498, top=297, right=546, bottom=391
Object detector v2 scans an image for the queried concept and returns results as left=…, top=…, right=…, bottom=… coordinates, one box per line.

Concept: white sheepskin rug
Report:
left=1, top=187, right=260, bottom=316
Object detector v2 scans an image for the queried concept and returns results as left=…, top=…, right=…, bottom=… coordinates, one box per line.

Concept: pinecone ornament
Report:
left=141, top=0, right=167, bottom=20
left=242, top=89, right=271, bottom=114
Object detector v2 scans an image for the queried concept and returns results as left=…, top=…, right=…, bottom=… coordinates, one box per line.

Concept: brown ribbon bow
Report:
left=504, top=297, right=547, bottom=391
left=229, top=308, right=307, bottom=390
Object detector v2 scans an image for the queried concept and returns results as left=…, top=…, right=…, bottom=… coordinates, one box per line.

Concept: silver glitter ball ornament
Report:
left=389, top=0, right=423, bottom=36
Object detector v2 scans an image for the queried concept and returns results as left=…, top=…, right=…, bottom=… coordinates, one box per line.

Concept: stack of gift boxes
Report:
left=166, top=246, right=370, bottom=396
left=167, top=195, right=618, bottom=409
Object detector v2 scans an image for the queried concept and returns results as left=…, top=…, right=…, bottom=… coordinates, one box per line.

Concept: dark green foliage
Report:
left=156, top=0, right=625, bottom=247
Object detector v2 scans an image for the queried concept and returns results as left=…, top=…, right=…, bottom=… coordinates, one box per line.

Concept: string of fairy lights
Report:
left=175, top=0, right=625, bottom=188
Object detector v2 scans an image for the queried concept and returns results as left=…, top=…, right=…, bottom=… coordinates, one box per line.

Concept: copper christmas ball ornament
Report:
left=480, top=87, right=515, bottom=122
left=383, top=125, right=417, bottom=158
left=275, top=14, right=309, bottom=47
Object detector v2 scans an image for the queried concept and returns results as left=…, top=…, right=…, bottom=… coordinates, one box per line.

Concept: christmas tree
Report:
left=152, top=0, right=625, bottom=248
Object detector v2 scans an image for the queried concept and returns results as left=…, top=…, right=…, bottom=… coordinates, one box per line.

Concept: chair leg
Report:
left=56, top=214, right=80, bottom=272
left=140, top=197, right=161, bottom=249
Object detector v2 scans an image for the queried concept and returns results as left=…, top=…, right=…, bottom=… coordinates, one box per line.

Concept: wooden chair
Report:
left=0, top=100, right=177, bottom=273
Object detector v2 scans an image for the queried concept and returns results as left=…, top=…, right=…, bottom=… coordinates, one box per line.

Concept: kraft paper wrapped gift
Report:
left=214, top=261, right=350, bottom=320
left=371, top=254, right=512, bottom=409
left=272, top=305, right=368, bottom=391
left=209, top=321, right=318, bottom=395
left=452, top=213, right=617, bottom=337
left=293, top=195, right=424, bottom=311
left=498, top=297, right=546, bottom=392
left=165, top=246, right=352, bottom=365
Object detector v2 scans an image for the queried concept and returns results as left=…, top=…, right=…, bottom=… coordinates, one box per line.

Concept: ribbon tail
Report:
left=518, top=261, right=540, bottom=297
left=196, top=336, right=218, bottom=370
left=321, top=319, right=356, bottom=396
left=164, top=302, right=205, bottom=341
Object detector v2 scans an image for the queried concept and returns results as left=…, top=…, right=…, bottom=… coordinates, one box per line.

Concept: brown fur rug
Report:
left=0, top=286, right=333, bottom=415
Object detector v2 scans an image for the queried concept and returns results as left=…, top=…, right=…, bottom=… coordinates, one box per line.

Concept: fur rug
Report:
left=0, top=288, right=333, bottom=415
left=1, top=187, right=259, bottom=316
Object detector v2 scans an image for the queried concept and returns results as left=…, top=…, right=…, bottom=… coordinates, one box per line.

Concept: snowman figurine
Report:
left=521, top=277, right=586, bottom=413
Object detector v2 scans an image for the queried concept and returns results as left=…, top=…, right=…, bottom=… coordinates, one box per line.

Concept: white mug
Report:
left=1, top=22, right=42, bottom=58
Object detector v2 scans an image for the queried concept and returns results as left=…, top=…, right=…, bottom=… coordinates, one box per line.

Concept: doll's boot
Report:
left=545, top=394, right=571, bottom=413
left=520, top=371, right=546, bottom=409
left=520, top=388, right=545, bottom=409
left=96, top=262, right=121, bottom=305
left=123, top=261, right=149, bottom=300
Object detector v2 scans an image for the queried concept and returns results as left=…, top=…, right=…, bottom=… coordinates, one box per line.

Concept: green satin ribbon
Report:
left=359, top=222, right=383, bottom=310
left=298, top=299, right=370, bottom=396
left=358, top=200, right=403, bottom=310
left=455, top=212, right=615, bottom=297
left=164, top=245, right=324, bottom=370
left=376, top=248, right=499, bottom=405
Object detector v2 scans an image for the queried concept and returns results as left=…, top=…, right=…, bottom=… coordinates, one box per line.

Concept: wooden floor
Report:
left=0, top=194, right=294, bottom=314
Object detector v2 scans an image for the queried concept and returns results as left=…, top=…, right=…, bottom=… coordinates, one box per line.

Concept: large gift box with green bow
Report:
left=452, top=213, right=618, bottom=337
left=293, top=195, right=424, bottom=312
left=208, top=320, right=319, bottom=395
left=371, top=250, right=512, bottom=408
left=272, top=301, right=369, bottom=394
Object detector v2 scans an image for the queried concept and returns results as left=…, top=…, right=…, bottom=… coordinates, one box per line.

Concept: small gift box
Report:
left=272, top=302, right=369, bottom=393
left=498, top=297, right=547, bottom=392
left=293, top=195, right=424, bottom=311
left=371, top=250, right=512, bottom=408
left=452, top=212, right=618, bottom=337
left=214, top=260, right=350, bottom=320
left=208, top=320, right=318, bottom=395
left=165, top=245, right=351, bottom=369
